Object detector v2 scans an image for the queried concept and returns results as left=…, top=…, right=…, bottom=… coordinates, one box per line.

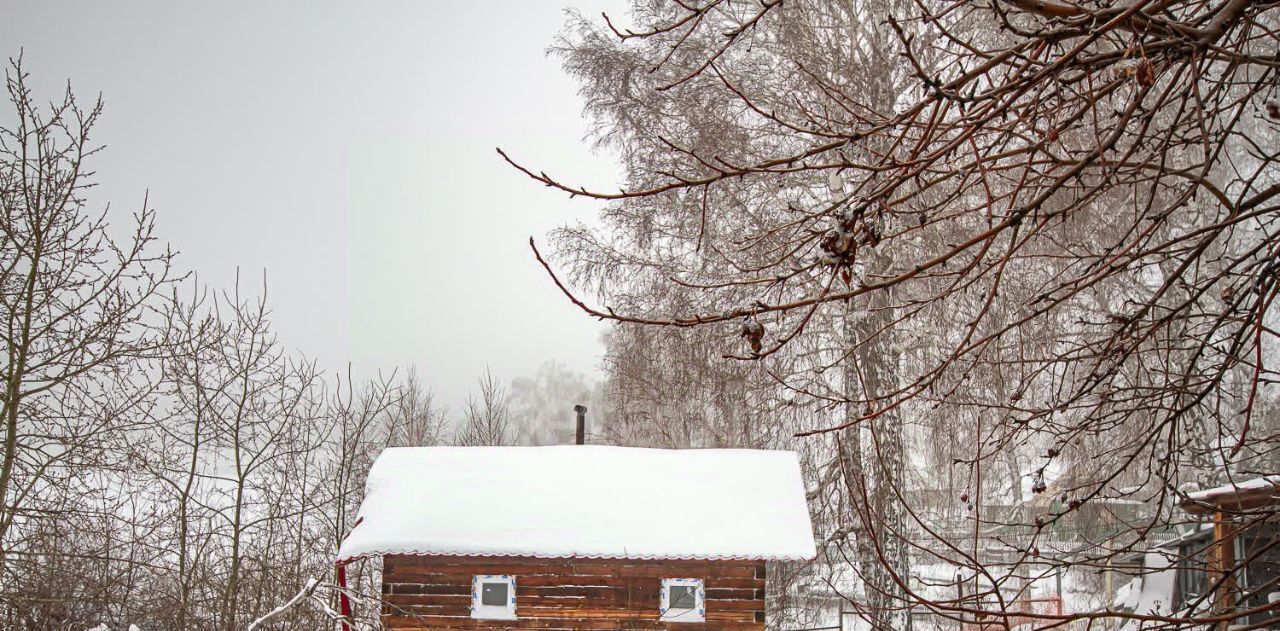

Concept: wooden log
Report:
left=383, top=606, right=474, bottom=619
left=393, top=560, right=564, bottom=576
left=383, top=614, right=766, bottom=630
left=385, top=572, right=482, bottom=584
left=389, top=583, right=472, bottom=595
left=704, top=577, right=765, bottom=590
left=383, top=594, right=472, bottom=607
left=706, top=598, right=766, bottom=612
left=519, top=585, right=630, bottom=599
left=515, top=574, right=640, bottom=588
left=705, top=587, right=764, bottom=600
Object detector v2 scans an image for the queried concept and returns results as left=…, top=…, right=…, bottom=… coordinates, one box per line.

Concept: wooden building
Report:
left=1112, top=476, right=1280, bottom=630
left=336, top=446, right=816, bottom=630
left=1177, top=475, right=1280, bottom=630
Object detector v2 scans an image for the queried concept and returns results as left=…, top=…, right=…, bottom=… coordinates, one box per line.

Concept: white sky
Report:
left=2, top=1, right=627, bottom=412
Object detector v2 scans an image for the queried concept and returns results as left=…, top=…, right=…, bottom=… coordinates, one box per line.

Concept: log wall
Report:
left=381, top=554, right=767, bottom=630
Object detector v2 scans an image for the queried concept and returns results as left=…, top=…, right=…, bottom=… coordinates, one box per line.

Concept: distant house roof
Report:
left=1180, top=475, right=1280, bottom=515
left=337, top=446, right=817, bottom=563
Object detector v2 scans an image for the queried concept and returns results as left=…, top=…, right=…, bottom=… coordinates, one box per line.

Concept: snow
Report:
left=1118, top=550, right=1201, bottom=631
left=247, top=578, right=320, bottom=630
left=337, top=446, right=817, bottom=563
left=1132, top=550, right=1176, bottom=616
left=1184, top=475, right=1280, bottom=503
left=1113, top=577, right=1138, bottom=611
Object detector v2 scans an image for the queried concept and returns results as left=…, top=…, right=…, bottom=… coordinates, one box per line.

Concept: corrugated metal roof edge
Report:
left=336, top=548, right=816, bottom=565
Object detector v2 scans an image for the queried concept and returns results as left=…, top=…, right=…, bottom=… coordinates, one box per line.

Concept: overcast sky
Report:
left=2, top=1, right=627, bottom=412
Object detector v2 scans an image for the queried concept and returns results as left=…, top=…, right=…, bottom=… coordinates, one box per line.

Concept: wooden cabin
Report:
left=337, top=446, right=816, bottom=630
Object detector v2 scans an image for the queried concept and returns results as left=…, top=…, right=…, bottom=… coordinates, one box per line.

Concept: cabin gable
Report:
left=381, top=555, right=767, bottom=630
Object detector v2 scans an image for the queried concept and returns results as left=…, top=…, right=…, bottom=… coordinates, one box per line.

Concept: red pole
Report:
left=337, top=561, right=353, bottom=631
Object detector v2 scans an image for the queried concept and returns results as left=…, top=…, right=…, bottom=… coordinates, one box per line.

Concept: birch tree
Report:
left=516, top=1, right=1280, bottom=628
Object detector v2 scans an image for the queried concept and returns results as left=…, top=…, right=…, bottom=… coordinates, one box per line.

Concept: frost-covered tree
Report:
left=512, top=1, right=1280, bottom=629
left=509, top=360, right=604, bottom=445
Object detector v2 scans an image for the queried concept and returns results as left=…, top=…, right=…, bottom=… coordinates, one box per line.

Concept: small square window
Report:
left=472, top=575, right=516, bottom=620
left=481, top=582, right=508, bottom=606
left=670, top=585, right=697, bottom=609
left=661, top=578, right=705, bottom=622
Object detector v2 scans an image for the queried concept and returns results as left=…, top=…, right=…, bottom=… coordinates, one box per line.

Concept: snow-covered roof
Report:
left=1181, top=475, right=1280, bottom=514
left=337, top=446, right=817, bottom=563
left=1185, top=475, right=1280, bottom=502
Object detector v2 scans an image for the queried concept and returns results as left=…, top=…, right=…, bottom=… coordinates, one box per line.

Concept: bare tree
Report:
left=513, top=1, right=1280, bottom=629
left=386, top=368, right=447, bottom=448
left=205, top=278, right=322, bottom=631
left=314, top=367, right=402, bottom=629
left=0, top=56, right=175, bottom=626
left=149, top=280, right=228, bottom=630
left=151, top=278, right=408, bottom=631
left=455, top=369, right=517, bottom=447
left=0, top=56, right=447, bottom=631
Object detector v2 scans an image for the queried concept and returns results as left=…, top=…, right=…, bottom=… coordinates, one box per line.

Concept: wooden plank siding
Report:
left=381, top=555, right=767, bottom=630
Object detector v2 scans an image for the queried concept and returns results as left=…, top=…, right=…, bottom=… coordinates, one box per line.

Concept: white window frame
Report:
left=471, top=574, right=516, bottom=620
left=660, top=578, right=705, bottom=623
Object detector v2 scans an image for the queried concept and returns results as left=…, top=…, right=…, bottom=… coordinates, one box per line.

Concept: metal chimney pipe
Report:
left=574, top=405, right=587, bottom=445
